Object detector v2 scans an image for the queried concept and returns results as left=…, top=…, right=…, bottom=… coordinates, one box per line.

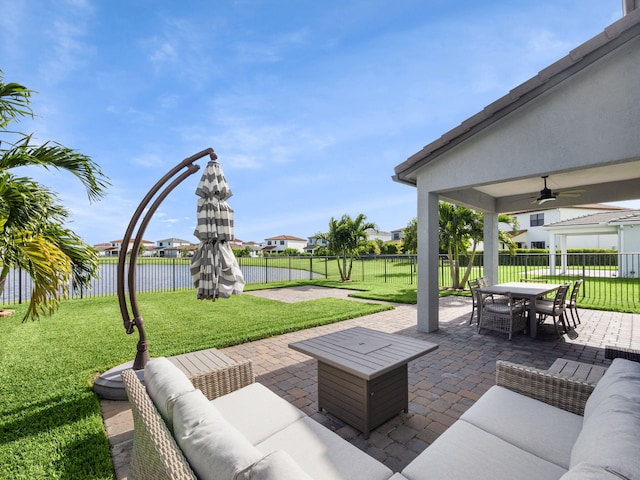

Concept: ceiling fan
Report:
left=533, top=176, right=585, bottom=205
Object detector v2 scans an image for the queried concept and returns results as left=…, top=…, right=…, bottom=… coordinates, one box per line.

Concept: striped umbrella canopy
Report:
left=189, top=160, right=245, bottom=300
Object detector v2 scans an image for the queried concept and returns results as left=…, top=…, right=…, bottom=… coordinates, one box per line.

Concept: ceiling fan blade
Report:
left=558, top=190, right=586, bottom=197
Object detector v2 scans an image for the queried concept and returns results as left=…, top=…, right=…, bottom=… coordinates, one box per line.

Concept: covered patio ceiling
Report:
left=440, top=158, right=640, bottom=214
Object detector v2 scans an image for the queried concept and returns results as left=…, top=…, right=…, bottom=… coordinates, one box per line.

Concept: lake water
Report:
left=0, top=263, right=323, bottom=303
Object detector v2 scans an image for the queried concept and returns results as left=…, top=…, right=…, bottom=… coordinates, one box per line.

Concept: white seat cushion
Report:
left=571, top=394, right=640, bottom=479
left=172, top=389, right=262, bottom=480
left=583, top=358, right=640, bottom=420
left=235, top=450, right=313, bottom=480
left=143, top=357, right=195, bottom=427
left=561, top=462, right=633, bottom=479
left=256, top=417, right=393, bottom=480
left=212, top=382, right=306, bottom=444
left=400, top=421, right=567, bottom=480
left=460, top=386, right=582, bottom=468
left=484, top=303, right=524, bottom=314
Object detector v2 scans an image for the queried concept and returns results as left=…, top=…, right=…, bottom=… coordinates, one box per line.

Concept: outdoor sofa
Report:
left=122, top=351, right=640, bottom=480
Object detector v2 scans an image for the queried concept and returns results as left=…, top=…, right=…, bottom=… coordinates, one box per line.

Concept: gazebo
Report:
left=393, top=5, right=640, bottom=333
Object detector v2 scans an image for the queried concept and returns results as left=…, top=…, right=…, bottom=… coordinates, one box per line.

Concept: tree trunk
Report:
left=448, top=245, right=459, bottom=289
left=341, top=249, right=349, bottom=281
left=0, top=265, right=9, bottom=298
left=460, top=246, right=478, bottom=288
left=335, top=256, right=345, bottom=281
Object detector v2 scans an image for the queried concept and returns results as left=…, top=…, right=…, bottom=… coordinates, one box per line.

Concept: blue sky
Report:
left=1, top=0, right=636, bottom=246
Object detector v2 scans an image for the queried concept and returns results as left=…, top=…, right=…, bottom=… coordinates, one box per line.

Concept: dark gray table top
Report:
left=289, top=326, right=438, bottom=380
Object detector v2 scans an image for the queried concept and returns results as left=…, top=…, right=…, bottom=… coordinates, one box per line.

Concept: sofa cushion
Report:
left=583, top=358, right=640, bottom=420
left=235, top=450, right=313, bottom=480
left=212, top=382, right=306, bottom=444
left=144, top=357, right=195, bottom=427
left=400, top=420, right=567, bottom=480
left=172, top=389, right=262, bottom=480
left=560, top=462, right=633, bottom=479
left=460, top=385, right=582, bottom=468
left=256, top=416, right=393, bottom=480
left=570, top=394, right=640, bottom=479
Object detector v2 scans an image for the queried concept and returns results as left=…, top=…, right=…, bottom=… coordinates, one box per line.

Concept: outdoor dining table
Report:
left=478, top=282, right=563, bottom=339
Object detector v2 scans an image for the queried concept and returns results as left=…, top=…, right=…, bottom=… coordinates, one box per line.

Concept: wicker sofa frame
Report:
left=119, top=355, right=616, bottom=480
left=121, top=360, right=255, bottom=480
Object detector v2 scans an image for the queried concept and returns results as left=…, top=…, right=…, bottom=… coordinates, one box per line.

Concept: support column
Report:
left=560, top=234, right=568, bottom=274
left=417, top=189, right=439, bottom=332
left=483, top=212, right=499, bottom=285
left=549, top=231, right=556, bottom=275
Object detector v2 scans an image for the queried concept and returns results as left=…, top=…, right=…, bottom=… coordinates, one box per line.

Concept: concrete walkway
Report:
left=100, top=286, right=640, bottom=479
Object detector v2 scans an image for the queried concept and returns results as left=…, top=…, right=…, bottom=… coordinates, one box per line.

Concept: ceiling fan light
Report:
left=537, top=195, right=556, bottom=205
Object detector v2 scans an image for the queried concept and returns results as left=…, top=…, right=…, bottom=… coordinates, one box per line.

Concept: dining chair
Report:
left=536, top=282, right=571, bottom=338
left=477, top=276, right=508, bottom=304
left=566, top=279, right=583, bottom=327
left=469, top=277, right=507, bottom=326
left=468, top=279, right=482, bottom=326
left=479, top=293, right=527, bottom=340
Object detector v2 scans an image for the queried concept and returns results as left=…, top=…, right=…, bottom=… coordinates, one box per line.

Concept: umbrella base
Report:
left=93, top=361, right=143, bottom=401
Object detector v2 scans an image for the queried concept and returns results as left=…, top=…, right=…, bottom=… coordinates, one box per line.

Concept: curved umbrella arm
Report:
left=116, top=148, right=217, bottom=369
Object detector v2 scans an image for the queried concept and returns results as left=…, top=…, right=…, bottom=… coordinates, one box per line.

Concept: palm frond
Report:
left=16, top=232, right=72, bottom=321
left=0, top=172, right=66, bottom=233
left=0, top=136, right=110, bottom=202
left=0, top=71, right=34, bottom=129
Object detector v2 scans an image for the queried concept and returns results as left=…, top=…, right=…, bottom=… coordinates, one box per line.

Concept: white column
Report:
left=560, top=234, right=568, bottom=274
left=483, top=213, right=499, bottom=285
left=417, top=189, right=440, bottom=332
left=549, top=231, right=556, bottom=275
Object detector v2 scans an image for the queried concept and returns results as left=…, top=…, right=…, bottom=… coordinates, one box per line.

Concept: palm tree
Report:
left=0, top=71, right=110, bottom=320
left=402, top=218, right=418, bottom=254
left=318, top=214, right=376, bottom=281
left=439, top=202, right=518, bottom=289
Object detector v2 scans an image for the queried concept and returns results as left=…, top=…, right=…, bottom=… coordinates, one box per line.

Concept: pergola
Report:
left=393, top=7, right=640, bottom=333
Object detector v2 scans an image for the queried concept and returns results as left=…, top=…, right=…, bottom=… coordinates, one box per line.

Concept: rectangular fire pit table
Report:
left=289, top=326, right=438, bottom=438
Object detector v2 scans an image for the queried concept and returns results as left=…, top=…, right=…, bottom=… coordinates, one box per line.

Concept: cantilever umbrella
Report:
left=190, top=158, right=245, bottom=299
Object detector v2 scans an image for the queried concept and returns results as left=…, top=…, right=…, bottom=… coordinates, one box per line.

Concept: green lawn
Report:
left=0, top=289, right=393, bottom=479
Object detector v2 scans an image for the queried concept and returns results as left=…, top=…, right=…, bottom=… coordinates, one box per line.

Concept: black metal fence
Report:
left=1, top=253, right=638, bottom=311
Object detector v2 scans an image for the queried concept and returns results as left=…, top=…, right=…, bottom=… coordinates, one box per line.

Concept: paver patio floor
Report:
left=100, top=286, right=640, bottom=479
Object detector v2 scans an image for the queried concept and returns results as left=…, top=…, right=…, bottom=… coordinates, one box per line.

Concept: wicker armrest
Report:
left=122, top=369, right=197, bottom=480
left=496, top=360, right=594, bottom=416
left=188, top=359, right=255, bottom=400
left=605, top=346, right=640, bottom=363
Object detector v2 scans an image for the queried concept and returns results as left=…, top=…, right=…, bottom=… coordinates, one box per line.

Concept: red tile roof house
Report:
left=262, top=235, right=307, bottom=254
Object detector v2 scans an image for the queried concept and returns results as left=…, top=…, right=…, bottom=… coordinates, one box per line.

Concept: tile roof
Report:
left=265, top=235, right=307, bottom=241
left=546, top=209, right=640, bottom=227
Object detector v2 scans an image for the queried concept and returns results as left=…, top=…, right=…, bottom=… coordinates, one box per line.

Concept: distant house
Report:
left=305, top=235, right=328, bottom=254
left=93, top=242, right=113, bottom=256
left=365, top=228, right=392, bottom=243
left=262, top=235, right=307, bottom=254
left=242, top=241, right=262, bottom=257
left=156, top=238, right=193, bottom=258
left=503, top=205, right=628, bottom=249
left=391, top=228, right=405, bottom=241
left=545, top=209, right=640, bottom=277
left=97, top=238, right=156, bottom=257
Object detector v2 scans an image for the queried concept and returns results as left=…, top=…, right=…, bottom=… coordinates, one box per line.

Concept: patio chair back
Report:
left=567, top=279, right=584, bottom=327
left=468, top=279, right=481, bottom=326
left=537, top=282, right=571, bottom=338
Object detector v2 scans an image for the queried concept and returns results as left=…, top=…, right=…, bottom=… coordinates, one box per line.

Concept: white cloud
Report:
left=132, top=153, right=165, bottom=168
left=149, top=41, right=178, bottom=65
left=234, top=29, right=309, bottom=64
left=41, top=7, right=95, bottom=83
